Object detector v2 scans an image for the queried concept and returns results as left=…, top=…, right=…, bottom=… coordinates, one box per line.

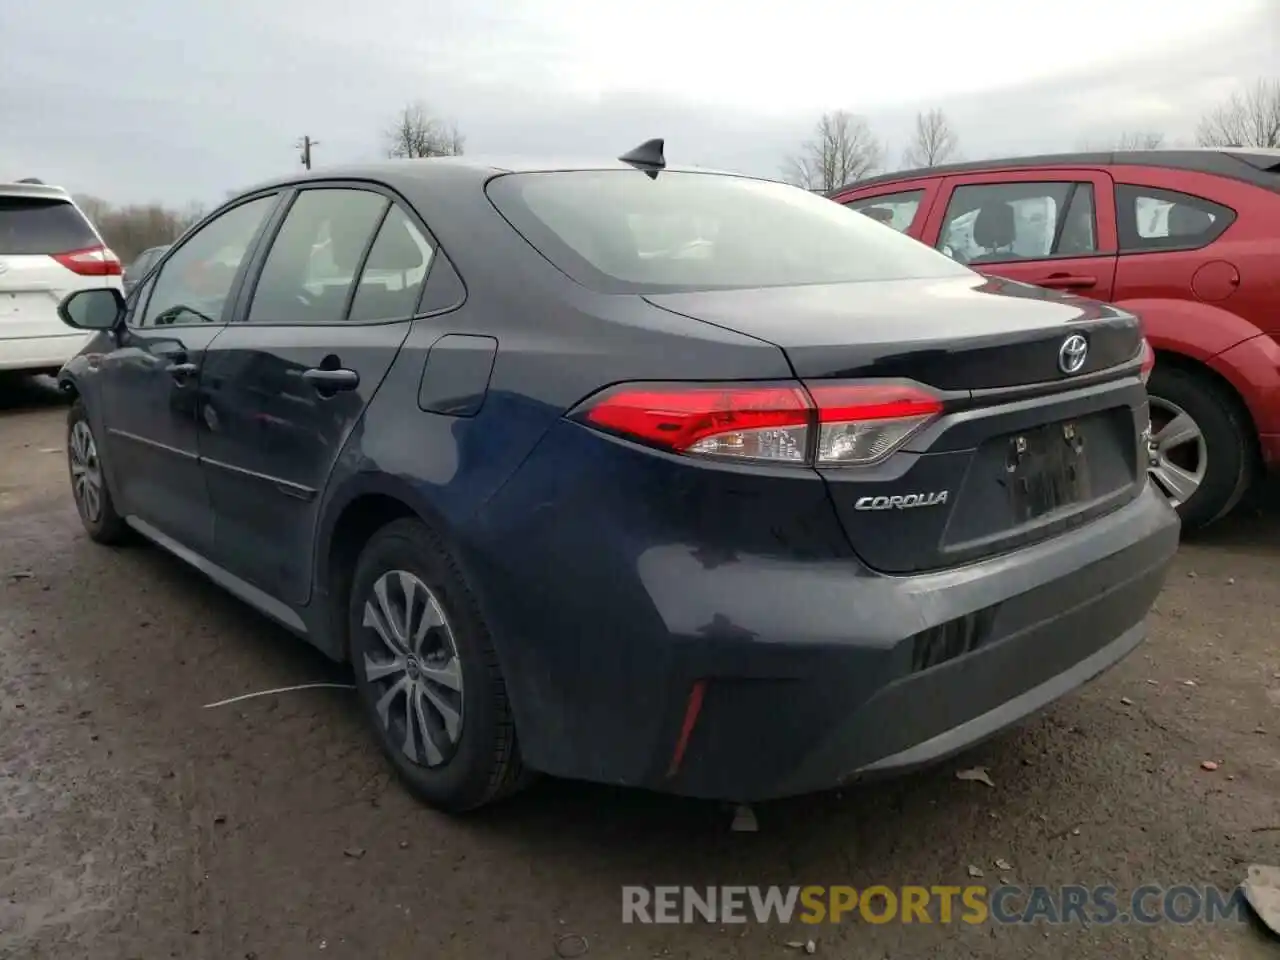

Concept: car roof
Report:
left=236, top=156, right=766, bottom=196
left=0, top=181, right=73, bottom=202
left=831, top=147, right=1280, bottom=196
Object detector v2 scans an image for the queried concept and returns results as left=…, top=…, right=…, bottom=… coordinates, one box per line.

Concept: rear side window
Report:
left=843, top=190, right=926, bottom=233
left=0, top=198, right=98, bottom=255
left=1115, top=186, right=1235, bottom=253
left=248, top=189, right=389, bottom=323
left=486, top=171, right=971, bottom=294
left=348, top=206, right=435, bottom=322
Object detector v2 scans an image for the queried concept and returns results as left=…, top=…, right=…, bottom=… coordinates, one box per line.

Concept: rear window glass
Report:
left=0, top=197, right=98, bottom=255
left=486, top=171, right=972, bottom=294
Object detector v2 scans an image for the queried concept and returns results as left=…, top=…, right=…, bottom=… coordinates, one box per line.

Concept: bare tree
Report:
left=1196, top=78, right=1280, bottom=148
left=384, top=101, right=465, bottom=159
left=782, top=110, right=883, bottom=192
left=1115, top=131, right=1166, bottom=150
left=902, top=109, right=961, bottom=168
left=71, top=195, right=200, bottom=261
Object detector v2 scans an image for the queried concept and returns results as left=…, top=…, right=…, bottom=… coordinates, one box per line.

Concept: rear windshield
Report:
left=0, top=197, right=99, bottom=255
left=486, top=171, right=972, bottom=293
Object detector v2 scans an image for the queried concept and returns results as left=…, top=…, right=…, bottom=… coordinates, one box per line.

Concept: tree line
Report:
left=76, top=77, right=1277, bottom=254
left=72, top=196, right=207, bottom=264
left=783, top=76, right=1280, bottom=192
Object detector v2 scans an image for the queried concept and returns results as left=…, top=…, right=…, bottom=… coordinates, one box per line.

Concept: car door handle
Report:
left=1039, top=274, right=1097, bottom=290
left=302, top=367, right=360, bottom=392
left=166, top=361, right=199, bottom=380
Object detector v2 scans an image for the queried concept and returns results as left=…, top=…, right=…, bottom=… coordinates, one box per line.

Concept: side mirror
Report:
left=58, top=287, right=126, bottom=331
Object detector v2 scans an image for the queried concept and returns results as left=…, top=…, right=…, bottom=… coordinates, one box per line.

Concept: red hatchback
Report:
left=832, top=148, right=1280, bottom=530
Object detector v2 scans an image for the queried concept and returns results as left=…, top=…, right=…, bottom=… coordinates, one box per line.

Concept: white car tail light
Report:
left=575, top=380, right=943, bottom=467
left=807, top=383, right=943, bottom=466
left=52, top=244, right=123, bottom=277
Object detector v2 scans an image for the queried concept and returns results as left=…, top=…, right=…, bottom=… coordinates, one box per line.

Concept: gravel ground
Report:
left=1, top=375, right=1277, bottom=960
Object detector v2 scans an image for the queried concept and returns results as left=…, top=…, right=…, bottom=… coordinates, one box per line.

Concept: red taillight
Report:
left=1138, top=338, right=1155, bottom=384
left=581, top=383, right=812, bottom=462
left=576, top=380, right=942, bottom=466
left=52, top=244, right=122, bottom=277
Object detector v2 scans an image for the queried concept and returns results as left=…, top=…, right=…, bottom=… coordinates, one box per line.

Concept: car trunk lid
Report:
left=645, top=275, right=1149, bottom=573
left=644, top=274, right=1141, bottom=386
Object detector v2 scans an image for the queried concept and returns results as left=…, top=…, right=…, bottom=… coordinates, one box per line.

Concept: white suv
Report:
left=0, top=181, right=123, bottom=376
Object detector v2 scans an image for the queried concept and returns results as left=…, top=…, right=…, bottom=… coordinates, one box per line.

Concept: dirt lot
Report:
left=1, top=375, right=1277, bottom=960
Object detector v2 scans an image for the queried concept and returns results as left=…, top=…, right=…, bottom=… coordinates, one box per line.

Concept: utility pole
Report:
left=297, top=135, right=319, bottom=170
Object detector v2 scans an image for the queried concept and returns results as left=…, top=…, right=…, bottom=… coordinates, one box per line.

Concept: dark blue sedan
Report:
left=53, top=143, right=1178, bottom=811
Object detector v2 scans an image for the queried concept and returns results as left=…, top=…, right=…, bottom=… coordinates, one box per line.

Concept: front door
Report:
left=98, top=194, right=280, bottom=553
left=200, top=186, right=435, bottom=604
left=927, top=170, right=1119, bottom=300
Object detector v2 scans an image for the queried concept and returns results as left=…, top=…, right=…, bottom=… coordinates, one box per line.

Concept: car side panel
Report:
left=1110, top=166, right=1280, bottom=339
left=308, top=256, right=795, bottom=672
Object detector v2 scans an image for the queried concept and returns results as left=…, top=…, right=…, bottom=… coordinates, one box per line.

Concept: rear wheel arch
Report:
left=1146, top=348, right=1259, bottom=529
left=1151, top=347, right=1259, bottom=447
left=316, top=477, right=474, bottom=660
left=1118, top=297, right=1262, bottom=362
left=319, top=489, right=423, bottom=661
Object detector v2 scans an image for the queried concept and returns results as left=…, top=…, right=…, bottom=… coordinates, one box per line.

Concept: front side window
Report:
left=138, top=196, right=276, bottom=327
left=844, top=190, right=926, bottom=234
left=247, top=189, right=389, bottom=323
left=1115, top=185, right=1235, bottom=253
left=937, top=182, right=1098, bottom=266
left=486, top=171, right=971, bottom=294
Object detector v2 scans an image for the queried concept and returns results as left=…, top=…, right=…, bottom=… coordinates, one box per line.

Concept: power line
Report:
left=296, top=135, right=320, bottom=170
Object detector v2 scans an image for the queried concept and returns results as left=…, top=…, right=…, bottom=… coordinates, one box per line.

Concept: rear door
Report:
left=837, top=182, right=941, bottom=241
left=0, top=193, right=115, bottom=351
left=927, top=170, right=1119, bottom=300
left=199, top=184, right=432, bottom=604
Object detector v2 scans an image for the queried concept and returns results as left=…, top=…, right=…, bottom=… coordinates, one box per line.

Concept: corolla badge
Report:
left=854, top=491, right=949, bottom=511
left=1058, top=334, right=1089, bottom=374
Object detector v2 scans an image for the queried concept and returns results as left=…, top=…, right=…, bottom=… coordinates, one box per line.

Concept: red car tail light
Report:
left=581, top=383, right=812, bottom=462
left=576, top=380, right=942, bottom=466
left=1138, top=338, right=1155, bottom=384
left=53, top=244, right=123, bottom=277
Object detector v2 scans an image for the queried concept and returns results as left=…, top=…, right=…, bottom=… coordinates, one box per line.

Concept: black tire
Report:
left=1146, top=364, right=1252, bottom=532
left=66, top=400, right=130, bottom=544
left=348, top=517, right=530, bottom=812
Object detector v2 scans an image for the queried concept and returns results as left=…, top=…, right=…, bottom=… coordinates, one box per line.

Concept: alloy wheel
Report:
left=1146, top=397, right=1208, bottom=508
left=69, top=420, right=104, bottom=522
left=361, top=570, right=464, bottom=767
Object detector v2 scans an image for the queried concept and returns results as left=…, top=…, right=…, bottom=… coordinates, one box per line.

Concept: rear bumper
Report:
left=0, top=333, right=93, bottom=372
left=666, top=485, right=1177, bottom=801
left=480, top=468, right=1179, bottom=801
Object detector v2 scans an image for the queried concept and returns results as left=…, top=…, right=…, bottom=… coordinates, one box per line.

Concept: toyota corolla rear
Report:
left=475, top=167, right=1180, bottom=802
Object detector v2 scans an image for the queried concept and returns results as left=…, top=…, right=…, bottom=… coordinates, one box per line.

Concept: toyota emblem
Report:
left=1058, top=334, right=1088, bottom=375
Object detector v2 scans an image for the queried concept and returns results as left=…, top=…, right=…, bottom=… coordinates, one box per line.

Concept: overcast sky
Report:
left=2, top=0, right=1276, bottom=206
